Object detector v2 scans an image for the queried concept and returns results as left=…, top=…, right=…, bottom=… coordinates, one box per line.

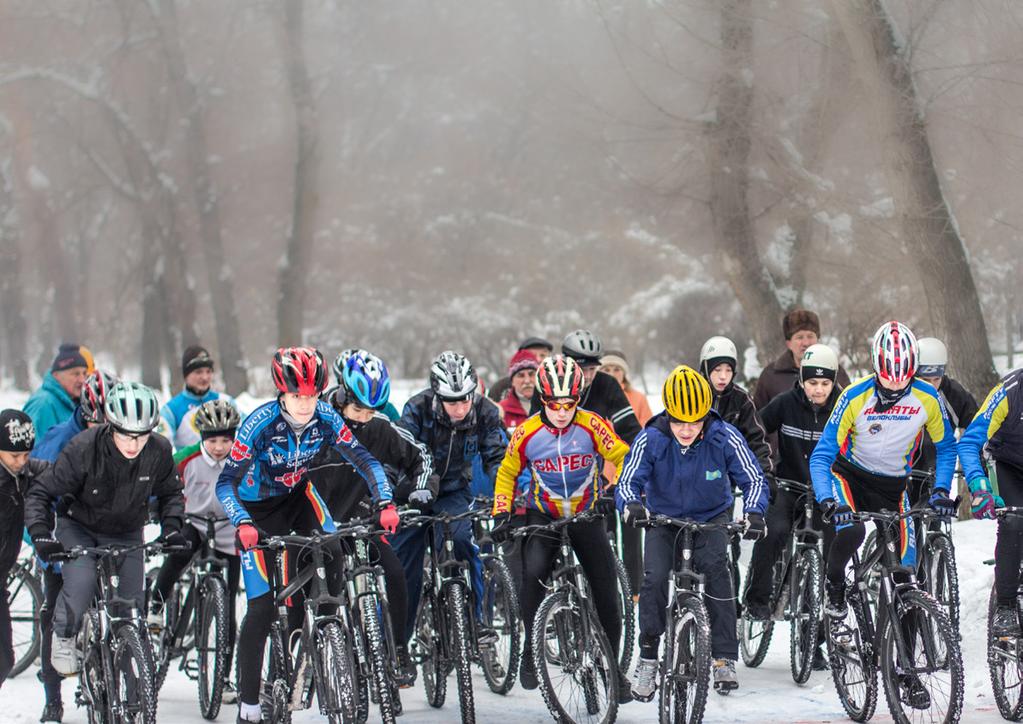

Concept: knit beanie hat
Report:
left=0, top=410, right=35, bottom=452
left=51, top=343, right=92, bottom=373
left=182, top=345, right=214, bottom=377
left=518, top=336, right=553, bottom=352
left=783, top=309, right=821, bottom=340
left=508, top=350, right=539, bottom=377
left=599, top=352, right=630, bottom=379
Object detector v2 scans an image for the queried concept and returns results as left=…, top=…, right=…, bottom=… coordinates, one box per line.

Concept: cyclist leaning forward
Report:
left=215, top=347, right=396, bottom=724
left=491, top=354, right=635, bottom=703
left=809, top=321, right=957, bottom=708
left=309, top=349, right=434, bottom=685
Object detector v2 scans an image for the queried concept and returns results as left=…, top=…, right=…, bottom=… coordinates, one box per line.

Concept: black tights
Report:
left=995, top=461, right=1023, bottom=605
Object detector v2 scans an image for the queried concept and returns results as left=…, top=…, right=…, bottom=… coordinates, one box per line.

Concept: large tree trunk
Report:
left=277, top=0, right=320, bottom=347
left=154, top=0, right=248, bottom=394
left=0, top=158, right=30, bottom=389
left=140, top=238, right=163, bottom=389
left=830, top=0, right=998, bottom=395
left=704, top=0, right=784, bottom=363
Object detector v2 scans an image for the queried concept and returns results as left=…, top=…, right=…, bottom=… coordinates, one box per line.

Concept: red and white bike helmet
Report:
left=871, top=321, right=918, bottom=385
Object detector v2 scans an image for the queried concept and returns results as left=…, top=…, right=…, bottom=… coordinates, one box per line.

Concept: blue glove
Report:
left=928, top=489, right=957, bottom=518
left=968, top=477, right=1003, bottom=520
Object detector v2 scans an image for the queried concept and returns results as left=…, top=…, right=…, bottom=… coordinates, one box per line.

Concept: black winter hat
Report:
left=182, top=345, right=214, bottom=377
left=518, top=336, right=553, bottom=352
left=51, top=343, right=91, bottom=372
left=0, top=410, right=35, bottom=452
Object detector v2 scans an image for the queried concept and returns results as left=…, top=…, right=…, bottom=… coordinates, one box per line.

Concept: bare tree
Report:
left=0, top=126, right=30, bottom=388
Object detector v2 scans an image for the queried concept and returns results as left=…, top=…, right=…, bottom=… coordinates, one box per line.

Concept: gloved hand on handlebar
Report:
left=595, top=490, right=617, bottom=518
left=157, top=525, right=191, bottom=550
left=376, top=503, right=400, bottom=534
left=819, top=498, right=853, bottom=527
left=927, top=489, right=958, bottom=519
left=30, top=532, right=65, bottom=563
left=408, top=488, right=435, bottom=509
left=491, top=512, right=513, bottom=544
left=235, top=522, right=261, bottom=552
left=742, top=512, right=767, bottom=541
left=622, top=502, right=649, bottom=527
left=968, top=477, right=1002, bottom=520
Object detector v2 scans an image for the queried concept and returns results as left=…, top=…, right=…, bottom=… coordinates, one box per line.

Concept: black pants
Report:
left=152, top=524, right=242, bottom=675
left=39, top=566, right=63, bottom=702
left=995, top=461, right=1023, bottom=605
left=520, top=511, right=622, bottom=664
left=237, top=489, right=342, bottom=707
left=0, top=587, right=12, bottom=689
left=745, top=488, right=825, bottom=606
left=638, top=514, right=737, bottom=661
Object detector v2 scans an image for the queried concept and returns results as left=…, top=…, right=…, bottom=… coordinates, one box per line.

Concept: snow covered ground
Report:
left=1, top=518, right=1012, bottom=722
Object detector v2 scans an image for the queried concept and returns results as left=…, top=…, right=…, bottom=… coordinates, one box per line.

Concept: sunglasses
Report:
left=441, top=395, right=472, bottom=404
left=112, top=430, right=151, bottom=442
left=544, top=400, right=578, bottom=412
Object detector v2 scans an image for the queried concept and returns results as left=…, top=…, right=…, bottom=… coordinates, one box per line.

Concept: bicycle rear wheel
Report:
left=739, top=567, right=774, bottom=667
left=879, top=589, right=963, bottom=724
left=481, top=556, right=521, bottom=694
left=6, top=561, right=42, bottom=677
left=316, top=621, right=359, bottom=724
left=922, top=533, right=960, bottom=634
left=445, top=581, right=476, bottom=723
left=196, top=577, right=229, bottom=720
left=827, top=586, right=878, bottom=722
left=415, top=586, right=447, bottom=708
left=659, top=595, right=711, bottom=724
left=790, top=546, right=823, bottom=685
left=532, top=589, right=618, bottom=724
left=988, top=585, right=1023, bottom=720
left=112, top=624, right=158, bottom=724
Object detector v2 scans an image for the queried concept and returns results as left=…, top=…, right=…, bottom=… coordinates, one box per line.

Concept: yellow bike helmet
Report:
left=662, top=365, right=712, bottom=422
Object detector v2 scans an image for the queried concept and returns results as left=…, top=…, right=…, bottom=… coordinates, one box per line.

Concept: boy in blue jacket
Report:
left=616, top=366, right=769, bottom=699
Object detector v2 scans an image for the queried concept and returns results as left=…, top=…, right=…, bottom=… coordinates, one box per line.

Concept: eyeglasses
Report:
left=112, top=430, right=151, bottom=443
left=441, top=395, right=472, bottom=405
left=544, top=400, right=578, bottom=412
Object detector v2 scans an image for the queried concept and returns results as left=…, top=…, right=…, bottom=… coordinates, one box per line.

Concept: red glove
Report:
left=377, top=504, right=400, bottom=534
left=235, top=522, right=260, bottom=551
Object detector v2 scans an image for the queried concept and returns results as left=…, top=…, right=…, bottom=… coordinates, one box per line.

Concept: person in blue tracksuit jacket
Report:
left=616, top=366, right=768, bottom=698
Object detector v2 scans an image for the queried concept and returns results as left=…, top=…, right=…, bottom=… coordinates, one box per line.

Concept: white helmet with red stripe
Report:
left=871, top=321, right=918, bottom=385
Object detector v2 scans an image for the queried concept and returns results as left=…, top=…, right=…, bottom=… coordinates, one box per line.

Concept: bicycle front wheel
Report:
left=827, top=585, right=878, bottom=722
left=988, top=585, right=1023, bottom=721
left=316, top=621, right=359, bottom=724
left=196, top=576, right=229, bottom=720
left=879, top=589, right=963, bottom=724
left=444, top=581, right=476, bottom=723
left=790, top=546, right=823, bottom=685
left=923, top=534, right=960, bottom=634
left=112, top=624, right=158, bottom=724
left=532, top=589, right=618, bottom=724
left=6, top=562, right=42, bottom=678
left=481, top=556, right=521, bottom=695
left=360, top=594, right=398, bottom=724
left=415, top=586, right=447, bottom=708
left=660, top=594, right=712, bottom=724
left=613, top=555, right=636, bottom=675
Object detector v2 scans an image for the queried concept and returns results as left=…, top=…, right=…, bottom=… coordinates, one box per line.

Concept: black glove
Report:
left=820, top=498, right=853, bottom=526
left=491, top=513, right=513, bottom=544
left=31, top=534, right=65, bottom=563
left=158, top=528, right=191, bottom=551
left=743, top=512, right=767, bottom=541
left=928, top=489, right=957, bottom=518
left=622, top=502, right=649, bottom=527
left=595, top=491, right=617, bottom=518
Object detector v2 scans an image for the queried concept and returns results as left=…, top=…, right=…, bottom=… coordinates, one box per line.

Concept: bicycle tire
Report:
left=988, top=585, right=1023, bottom=721
left=923, top=533, right=960, bottom=634
left=196, top=576, right=229, bottom=720
left=659, top=594, right=712, bottom=724
left=81, top=609, right=106, bottom=724
left=878, top=588, right=963, bottom=724
left=316, top=621, right=359, bottom=724
left=151, top=577, right=186, bottom=693
left=739, top=566, right=774, bottom=667
left=360, top=595, right=398, bottom=724
left=790, top=546, right=823, bottom=685
left=532, top=589, right=618, bottom=724
left=481, top=556, right=521, bottom=695
left=861, top=531, right=883, bottom=609
left=112, top=624, right=158, bottom=724
left=415, top=586, right=447, bottom=708
left=613, top=555, right=636, bottom=675
left=827, top=586, right=878, bottom=722
left=445, top=581, right=476, bottom=723
left=5, top=561, right=42, bottom=677
left=262, top=621, right=293, bottom=724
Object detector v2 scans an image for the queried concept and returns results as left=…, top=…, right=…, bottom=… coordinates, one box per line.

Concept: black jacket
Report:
left=310, top=395, right=433, bottom=520
left=529, top=370, right=641, bottom=445
left=0, top=459, right=49, bottom=578
left=25, top=425, right=185, bottom=538
left=758, top=381, right=841, bottom=485
left=912, top=375, right=979, bottom=474
left=711, top=382, right=774, bottom=479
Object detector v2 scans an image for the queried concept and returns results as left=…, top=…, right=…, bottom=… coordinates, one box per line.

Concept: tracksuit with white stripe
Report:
left=616, top=409, right=769, bottom=660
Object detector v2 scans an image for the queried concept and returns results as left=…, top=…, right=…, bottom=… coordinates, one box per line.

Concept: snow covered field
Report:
left=1, top=518, right=1012, bottom=722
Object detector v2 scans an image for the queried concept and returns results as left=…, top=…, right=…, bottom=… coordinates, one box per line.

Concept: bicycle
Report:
left=987, top=506, right=1023, bottom=721
left=256, top=528, right=362, bottom=724
left=146, top=513, right=233, bottom=720
left=4, top=551, right=43, bottom=678
left=512, top=509, right=621, bottom=724
left=739, top=477, right=824, bottom=684
left=604, top=514, right=637, bottom=676
left=474, top=507, right=523, bottom=695
left=861, top=471, right=960, bottom=633
left=827, top=507, right=964, bottom=724
left=62, top=541, right=170, bottom=724
left=407, top=502, right=497, bottom=723
left=636, top=515, right=745, bottom=722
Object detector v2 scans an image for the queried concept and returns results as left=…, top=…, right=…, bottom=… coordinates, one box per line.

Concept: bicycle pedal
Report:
left=713, top=681, right=738, bottom=695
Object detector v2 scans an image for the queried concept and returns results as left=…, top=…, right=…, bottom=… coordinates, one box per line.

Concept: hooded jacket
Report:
left=758, top=380, right=842, bottom=484
left=23, top=372, right=78, bottom=441
left=0, top=459, right=49, bottom=578
left=710, top=381, right=774, bottom=480
left=31, top=407, right=87, bottom=463
left=615, top=410, right=769, bottom=522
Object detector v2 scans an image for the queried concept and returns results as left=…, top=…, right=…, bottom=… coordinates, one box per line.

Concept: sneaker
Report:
left=898, top=673, right=931, bottom=710
left=811, top=645, right=829, bottom=671
left=993, top=605, right=1022, bottom=638
left=825, top=581, right=848, bottom=619
left=712, top=659, right=738, bottom=694
left=396, top=648, right=417, bottom=688
left=221, top=681, right=238, bottom=705
left=744, top=600, right=772, bottom=622
left=146, top=608, right=163, bottom=631
left=476, top=625, right=499, bottom=647
left=520, top=650, right=538, bottom=691
left=40, top=700, right=63, bottom=723
left=237, top=702, right=266, bottom=723
left=630, top=657, right=658, bottom=702
left=51, top=636, right=80, bottom=677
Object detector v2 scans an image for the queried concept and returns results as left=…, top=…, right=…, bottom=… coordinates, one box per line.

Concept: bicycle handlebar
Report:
left=638, top=514, right=746, bottom=535
left=509, top=509, right=606, bottom=539
left=847, top=503, right=959, bottom=525
left=55, top=540, right=179, bottom=562
left=775, top=478, right=813, bottom=496
left=996, top=507, right=1023, bottom=519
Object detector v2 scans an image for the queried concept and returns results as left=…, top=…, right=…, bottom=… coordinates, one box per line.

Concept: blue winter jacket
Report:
left=31, top=408, right=86, bottom=463
left=23, top=373, right=77, bottom=440
left=616, top=410, right=769, bottom=521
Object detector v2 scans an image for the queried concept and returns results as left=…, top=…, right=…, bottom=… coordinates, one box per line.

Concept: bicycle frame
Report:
left=773, top=479, right=822, bottom=617
left=166, top=515, right=229, bottom=661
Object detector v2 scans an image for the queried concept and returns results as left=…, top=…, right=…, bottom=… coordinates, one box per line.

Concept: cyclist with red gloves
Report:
left=215, top=347, right=394, bottom=724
